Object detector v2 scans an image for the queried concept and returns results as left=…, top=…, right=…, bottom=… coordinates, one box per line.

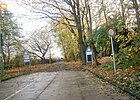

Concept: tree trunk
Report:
left=102, top=0, right=108, bottom=25
left=3, top=51, right=6, bottom=66
left=87, top=0, right=99, bottom=65
left=90, top=43, right=98, bottom=65
left=77, top=17, right=86, bottom=64
left=7, top=44, right=10, bottom=65
left=132, top=0, right=140, bottom=33
left=120, top=0, right=125, bottom=25
left=49, top=49, right=52, bottom=64
left=78, top=36, right=86, bottom=64
left=104, top=42, right=109, bottom=56
left=71, top=0, right=86, bottom=64
left=41, top=57, right=46, bottom=64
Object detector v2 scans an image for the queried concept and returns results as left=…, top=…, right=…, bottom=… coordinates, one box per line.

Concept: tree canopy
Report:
left=15, top=0, right=140, bottom=66
left=0, top=10, right=23, bottom=68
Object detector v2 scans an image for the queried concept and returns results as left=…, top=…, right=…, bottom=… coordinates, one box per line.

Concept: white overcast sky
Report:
left=4, top=0, right=47, bottom=33
left=1, top=0, right=63, bottom=58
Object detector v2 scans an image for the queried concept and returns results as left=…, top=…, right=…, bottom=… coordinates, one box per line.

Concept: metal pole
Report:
left=0, top=34, right=4, bottom=73
left=0, top=10, right=3, bottom=75
left=86, top=53, right=87, bottom=65
left=110, top=37, right=116, bottom=72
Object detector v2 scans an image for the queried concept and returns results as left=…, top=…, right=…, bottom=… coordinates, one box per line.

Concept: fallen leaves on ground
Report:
left=82, top=57, right=140, bottom=99
left=4, top=64, right=51, bottom=74
left=2, top=60, right=140, bottom=99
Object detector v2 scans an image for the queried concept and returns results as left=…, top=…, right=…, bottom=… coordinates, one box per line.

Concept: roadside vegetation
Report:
left=0, top=0, right=139, bottom=99
left=65, top=61, right=140, bottom=99
left=0, top=72, right=23, bottom=81
left=83, top=59, right=140, bottom=99
left=1, top=64, right=51, bottom=81
left=1, top=0, right=139, bottom=68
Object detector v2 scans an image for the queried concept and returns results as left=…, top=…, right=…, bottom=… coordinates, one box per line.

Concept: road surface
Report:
left=0, top=63, right=136, bottom=100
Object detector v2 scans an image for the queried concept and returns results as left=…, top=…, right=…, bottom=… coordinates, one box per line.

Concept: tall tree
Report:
left=17, top=0, right=99, bottom=65
left=0, top=10, right=22, bottom=67
left=54, top=21, right=79, bottom=61
left=17, top=0, right=140, bottom=65
left=27, top=27, right=52, bottom=63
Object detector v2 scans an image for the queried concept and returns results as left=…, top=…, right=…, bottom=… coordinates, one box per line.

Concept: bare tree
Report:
left=0, top=10, right=23, bottom=66
left=17, top=0, right=101, bottom=64
left=19, top=0, right=140, bottom=64
left=27, top=27, right=52, bottom=63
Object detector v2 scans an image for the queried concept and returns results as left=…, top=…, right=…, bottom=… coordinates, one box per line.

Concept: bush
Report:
left=117, top=33, right=140, bottom=67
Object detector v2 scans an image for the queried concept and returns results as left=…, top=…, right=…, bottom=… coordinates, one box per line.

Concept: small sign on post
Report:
left=108, top=28, right=116, bottom=72
left=23, top=50, right=31, bottom=66
left=86, top=46, right=93, bottom=65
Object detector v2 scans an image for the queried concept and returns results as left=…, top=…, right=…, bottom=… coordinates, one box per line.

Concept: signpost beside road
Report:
left=86, top=46, right=93, bottom=65
left=108, top=28, right=116, bottom=72
left=23, top=50, right=31, bottom=66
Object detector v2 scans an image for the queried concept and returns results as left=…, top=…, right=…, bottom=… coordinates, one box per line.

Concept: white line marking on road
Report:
left=3, top=83, right=32, bottom=100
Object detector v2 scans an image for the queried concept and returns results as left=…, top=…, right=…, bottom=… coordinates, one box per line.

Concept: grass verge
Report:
left=0, top=64, right=51, bottom=81
left=0, top=72, right=23, bottom=81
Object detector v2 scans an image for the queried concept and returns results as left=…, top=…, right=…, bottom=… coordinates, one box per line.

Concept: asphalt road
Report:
left=0, top=63, right=136, bottom=100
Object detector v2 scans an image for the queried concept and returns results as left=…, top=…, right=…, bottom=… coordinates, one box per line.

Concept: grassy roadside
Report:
left=0, top=72, right=23, bottom=81
left=0, top=64, right=51, bottom=81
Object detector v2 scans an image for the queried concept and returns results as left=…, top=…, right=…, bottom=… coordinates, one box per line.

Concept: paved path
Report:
left=0, top=62, right=136, bottom=100
left=0, top=71, right=135, bottom=100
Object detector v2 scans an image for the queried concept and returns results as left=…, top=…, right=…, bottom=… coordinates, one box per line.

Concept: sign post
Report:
left=23, top=50, right=31, bottom=66
left=86, top=46, right=93, bottom=65
left=108, top=28, right=116, bottom=72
